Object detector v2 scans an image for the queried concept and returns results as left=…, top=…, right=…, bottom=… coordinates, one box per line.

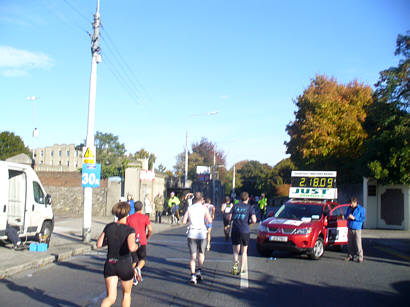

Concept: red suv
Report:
left=256, top=200, right=349, bottom=259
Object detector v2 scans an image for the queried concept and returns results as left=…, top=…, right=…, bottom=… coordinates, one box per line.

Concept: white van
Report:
left=0, top=161, right=54, bottom=246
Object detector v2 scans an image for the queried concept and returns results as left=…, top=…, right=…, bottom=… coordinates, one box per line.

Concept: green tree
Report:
left=285, top=75, right=373, bottom=183
left=271, top=158, right=295, bottom=184
left=237, top=160, right=274, bottom=196
left=94, top=131, right=127, bottom=178
left=0, top=131, right=30, bottom=160
left=363, top=33, right=410, bottom=184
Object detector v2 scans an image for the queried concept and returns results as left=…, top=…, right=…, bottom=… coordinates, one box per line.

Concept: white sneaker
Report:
left=190, top=274, right=197, bottom=285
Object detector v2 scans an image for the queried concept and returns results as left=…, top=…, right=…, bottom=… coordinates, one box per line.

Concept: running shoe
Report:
left=135, top=267, right=143, bottom=283
left=206, top=244, right=211, bottom=251
left=190, top=274, right=197, bottom=285
left=196, top=269, right=203, bottom=281
left=232, top=261, right=239, bottom=275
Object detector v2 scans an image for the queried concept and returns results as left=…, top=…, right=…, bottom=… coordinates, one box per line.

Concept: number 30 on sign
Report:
left=82, top=163, right=101, bottom=188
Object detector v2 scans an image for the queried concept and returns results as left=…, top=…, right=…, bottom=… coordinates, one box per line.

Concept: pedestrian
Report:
left=6, top=224, right=24, bottom=250
left=96, top=201, right=139, bottom=307
left=182, top=192, right=212, bottom=285
left=229, top=191, right=257, bottom=275
left=126, top=200, right=153, bottom=285
left=344, top=196, right=366, bottom=263
left=221, top=196, right=234, bottom=241
left=204, top=197, right=215, bottom=251
left=258, top=193, right=268, bottom=221
left=144, top=194, right=152, bottom=219
left=127, top=194, right=135, bottom=215
left=184, top=192, right=194, bottom=207
left=168, top=192, right=181, bottom=224
left=154, top=193, right=164, bottom=223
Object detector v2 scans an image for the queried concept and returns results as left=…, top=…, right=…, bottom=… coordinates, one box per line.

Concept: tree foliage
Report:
left=285, top=75, right=373, bottom=183
left=362, top=33, right=410, bottom=184
left=94, top=131, right=127, bottom=178
left=0, top=131, right=31, bottom=160
left=174, top=138, right=226, bottom=181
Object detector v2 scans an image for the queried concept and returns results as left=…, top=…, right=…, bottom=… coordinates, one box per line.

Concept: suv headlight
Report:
left=294, top=227, right=312, bottom=235
left=258, top=224, right=269, bottom=233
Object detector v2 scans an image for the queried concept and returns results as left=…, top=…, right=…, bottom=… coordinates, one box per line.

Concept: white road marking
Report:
left=240, top=259, right=249, bottom=289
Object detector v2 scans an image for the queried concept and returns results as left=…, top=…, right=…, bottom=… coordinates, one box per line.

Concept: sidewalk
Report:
left=362, top=229, right=410, bottom=260
left=0, top=215, right=183, bottom=279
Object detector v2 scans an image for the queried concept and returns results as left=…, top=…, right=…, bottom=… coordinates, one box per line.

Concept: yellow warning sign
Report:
left=83, top=146, right=96, bottom=164
left=84, top=148, right=94, bottom=158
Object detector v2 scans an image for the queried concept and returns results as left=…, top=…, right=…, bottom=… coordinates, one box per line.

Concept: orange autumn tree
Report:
left=285, top=75, right=373, bottom=183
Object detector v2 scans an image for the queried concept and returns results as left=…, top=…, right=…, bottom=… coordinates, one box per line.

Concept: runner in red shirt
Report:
left=126, top=200, right=153, bottom=285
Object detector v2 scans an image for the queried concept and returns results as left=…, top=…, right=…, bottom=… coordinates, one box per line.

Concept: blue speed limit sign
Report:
left=82, top=163, right=101, bottom=188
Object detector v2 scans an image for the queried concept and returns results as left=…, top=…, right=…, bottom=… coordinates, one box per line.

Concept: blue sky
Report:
left=0, top=0, right=409, bottom=171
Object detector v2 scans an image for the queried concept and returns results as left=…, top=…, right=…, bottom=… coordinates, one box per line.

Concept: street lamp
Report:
left=26, top=96, right=39, bottom=161
left=184, top=110, right=219, bottom=188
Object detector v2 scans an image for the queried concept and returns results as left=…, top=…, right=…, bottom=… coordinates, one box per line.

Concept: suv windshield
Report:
left=274, top=203, right=323, bottom=220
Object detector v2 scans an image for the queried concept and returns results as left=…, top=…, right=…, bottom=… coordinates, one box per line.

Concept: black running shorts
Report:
left=231, top=231, right=250, bottom=246
left=103, top=256, right=134, bottom=281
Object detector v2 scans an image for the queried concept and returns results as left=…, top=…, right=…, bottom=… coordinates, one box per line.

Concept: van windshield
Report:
left=274, top=203, right=323, bottom=220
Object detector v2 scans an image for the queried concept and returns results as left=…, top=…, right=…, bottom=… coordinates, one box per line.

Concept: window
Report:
left=75, top=162, right=78, bottom=168
left=66, top=150, right=70, bottom=157
left=50, top=150, right=54, bottom=157
left=58, top=150, right=62, bottom=157
left=40, top=150, right=44, bottom=157
left=40, top=160, right=43, bottom=164
left=75, top=151, right=79, bottom=157
left=59, top=161, right=62, bottom=165
left=33, top=182, right=45, bottom=204
left=67, top=161, right=70, bottom=166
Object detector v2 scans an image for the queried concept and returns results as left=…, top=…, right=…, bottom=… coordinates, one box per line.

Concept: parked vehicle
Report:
left=256, top=200, right=348, bottom=259
left=0, top=161, right=54, bottom=247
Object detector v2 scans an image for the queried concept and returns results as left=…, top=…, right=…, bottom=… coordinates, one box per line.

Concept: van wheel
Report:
left=309, top=237, right=324, bottom=260
left=37, top=221, right=53, bottom=247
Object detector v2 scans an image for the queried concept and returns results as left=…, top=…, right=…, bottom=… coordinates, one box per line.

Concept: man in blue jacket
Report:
left=344, top=197, right=366, bottom=263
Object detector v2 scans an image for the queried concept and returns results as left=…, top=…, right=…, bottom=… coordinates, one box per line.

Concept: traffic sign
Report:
left=83, top=146, right=96, bottom=164
left=82, top=163, right=101, bottom=188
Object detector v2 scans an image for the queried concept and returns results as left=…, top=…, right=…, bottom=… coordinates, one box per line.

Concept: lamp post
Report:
left=26, top=96, right=39, bottom=161
left=184, top=111, right=219, bottom=188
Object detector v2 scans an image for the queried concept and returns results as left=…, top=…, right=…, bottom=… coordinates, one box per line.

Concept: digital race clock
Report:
left=289, top=171, right=337, bottom=200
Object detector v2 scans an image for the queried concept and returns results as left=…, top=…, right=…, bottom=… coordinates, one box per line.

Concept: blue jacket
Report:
left=345, top=204, right=366, bottom=230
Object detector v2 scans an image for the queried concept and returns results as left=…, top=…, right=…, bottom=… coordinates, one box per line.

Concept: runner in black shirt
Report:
left=97, top=202, right=138, bottom=307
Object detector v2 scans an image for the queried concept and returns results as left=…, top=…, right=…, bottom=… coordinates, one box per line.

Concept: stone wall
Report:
left=37, top=171, right=109, bottom=217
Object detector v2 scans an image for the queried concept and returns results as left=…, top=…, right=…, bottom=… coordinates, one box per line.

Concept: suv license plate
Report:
left=269, top=236, right=288, bottom=242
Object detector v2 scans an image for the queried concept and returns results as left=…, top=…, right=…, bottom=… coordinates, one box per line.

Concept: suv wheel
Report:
left=256, top=242, right=273, bottom=257
left=309, top=237, right=324, bottom=260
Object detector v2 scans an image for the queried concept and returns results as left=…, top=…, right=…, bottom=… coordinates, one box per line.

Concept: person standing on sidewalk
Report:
left=258, top=193, right=268, bottom=221
left=144, top=194, right=152, bottom=219
left=168, top=192, right=181, bottom=224
left=182, top=192, right=212, bottom=285
left=97, top=202, right=139, bottom=307
left=127, top=201, right=153, bottom=285
left=344, top=196, right=366, bottom=263
left=154, top=193, right=164, bottom=224
left=127, top=195, right=135, bottom=215
left=229, top=191, right=257, bottom=275
left=221, top=196, right=234, bottom=241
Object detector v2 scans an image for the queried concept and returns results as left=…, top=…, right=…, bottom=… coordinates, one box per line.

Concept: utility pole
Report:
left=212, top=150, right=216, bottom=204
left=184, top=130, right=188, bottom=187
left=26, top=96, right=39, bottom=161
left=232, top=164, right=235, bottom=191
left=83, top=0, right=101, bottom=242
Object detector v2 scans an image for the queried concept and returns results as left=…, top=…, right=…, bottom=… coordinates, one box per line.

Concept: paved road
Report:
left=0, top=219, right=409, bottom=307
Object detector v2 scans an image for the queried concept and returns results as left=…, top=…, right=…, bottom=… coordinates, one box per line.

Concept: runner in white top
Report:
left=204, top=198, right=216, bottom=251
left=221, top=196, right=234, bottom=240
left=182, top=192, right=212, bottom=285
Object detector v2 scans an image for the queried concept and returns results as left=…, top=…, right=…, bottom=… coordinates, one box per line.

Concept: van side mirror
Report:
left=46, top=194, right=52, bottom=205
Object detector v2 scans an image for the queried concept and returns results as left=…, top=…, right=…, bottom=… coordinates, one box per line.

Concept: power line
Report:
left=62, top=0, right=91, bottom=24
left=100, top=24, right=152, bottom=103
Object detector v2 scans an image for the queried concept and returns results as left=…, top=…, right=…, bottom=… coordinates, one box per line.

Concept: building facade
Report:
left=34, top=144, right=83, bottom=172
